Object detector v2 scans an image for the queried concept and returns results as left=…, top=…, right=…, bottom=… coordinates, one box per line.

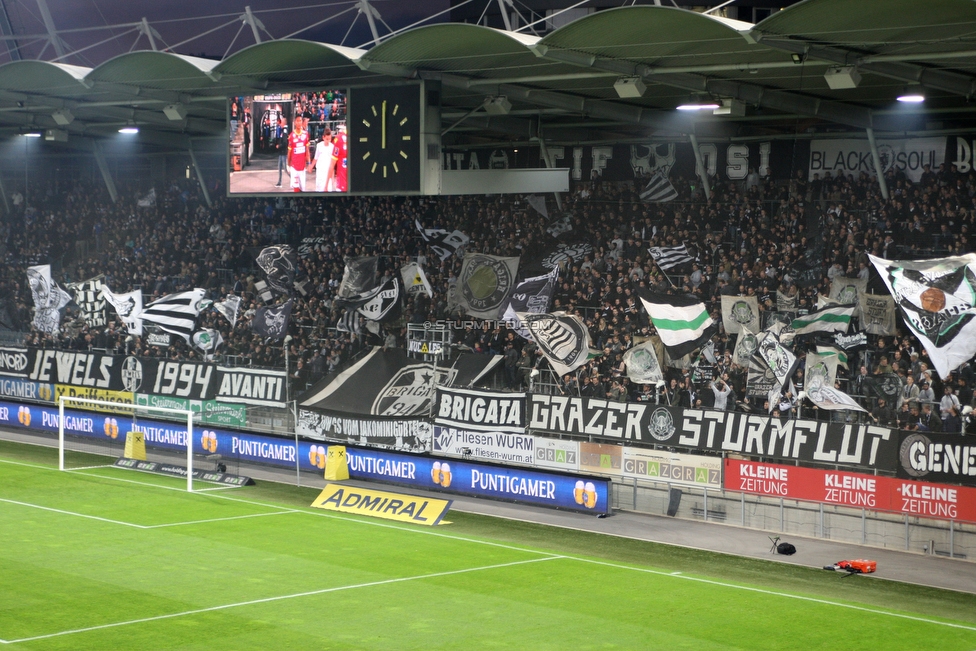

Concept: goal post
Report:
left=57, top=396, right=196, bottom=491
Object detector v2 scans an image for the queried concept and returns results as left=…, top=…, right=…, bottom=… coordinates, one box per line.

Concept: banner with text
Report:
left=725, top=459, right=976, bottom=523
left=434, top=387, right=525, bottom=434
left=296, top=408, right=431, bottom=453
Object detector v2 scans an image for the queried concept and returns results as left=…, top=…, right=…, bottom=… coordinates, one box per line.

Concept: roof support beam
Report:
left=188, top=144, right=211, bottom=208
left=535, top=45, right=875, bottom=130
left=35, top=0, right=66, bottom=59
left=755, top=36, right=976, bottom=99
left=91, top=140, right=119, bottom=203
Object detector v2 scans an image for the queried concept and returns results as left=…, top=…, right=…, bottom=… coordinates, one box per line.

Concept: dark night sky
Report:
left=1, top=0, right=453, bottom=65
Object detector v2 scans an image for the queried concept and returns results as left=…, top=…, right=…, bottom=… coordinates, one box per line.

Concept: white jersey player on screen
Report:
left=311, top=128, right=335, bottom=192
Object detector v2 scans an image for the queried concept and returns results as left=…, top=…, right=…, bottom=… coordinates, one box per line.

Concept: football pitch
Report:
left=1, top=440, right=976, bottom=650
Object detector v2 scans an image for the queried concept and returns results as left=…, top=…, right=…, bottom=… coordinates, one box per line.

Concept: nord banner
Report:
left=528, top=395, right=898, bottom=470
left=296, top=408, right=431, bottom=453
left=434, top=387, right=525, bottom=434
left=725, top=459, right=976, bottom=523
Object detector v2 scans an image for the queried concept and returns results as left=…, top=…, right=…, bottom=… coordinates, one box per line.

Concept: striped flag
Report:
left=141, top=289, right=209, bottom=342
left=816, top=345, right=849, bottom=369
left=648, top=244, right=696, bottom=271
left=639, top=170, right=678, bottom=202
left=790, top=304, right=856, bottom=335
left=638, top=290, right=717, bottom=359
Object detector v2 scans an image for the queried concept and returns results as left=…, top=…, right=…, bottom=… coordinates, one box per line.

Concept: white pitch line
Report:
left=1, top=556, right=563, bottom=645
left=570, top=557, right=976, bottom=633
left=0, top=498, right=147, bottom=529
left=144, top=510, right=300, bottom=529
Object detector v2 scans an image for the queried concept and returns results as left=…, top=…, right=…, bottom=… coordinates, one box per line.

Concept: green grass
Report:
left=1, top=439, right=975, bottom=650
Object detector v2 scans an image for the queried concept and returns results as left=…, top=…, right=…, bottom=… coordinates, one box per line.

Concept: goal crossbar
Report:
left=57, top=396, right=197, bottom=492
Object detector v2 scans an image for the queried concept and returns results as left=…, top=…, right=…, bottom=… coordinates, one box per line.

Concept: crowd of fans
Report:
left=2, top=159, right=976, bottom=432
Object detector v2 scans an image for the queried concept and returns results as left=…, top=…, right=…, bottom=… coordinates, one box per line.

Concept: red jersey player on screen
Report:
left=287, top=116, right=310, bottom=192
left=332, top=124, right=348, bottom=193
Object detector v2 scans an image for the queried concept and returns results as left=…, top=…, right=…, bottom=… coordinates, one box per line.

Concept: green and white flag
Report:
left=869, top=252, right=976, bottom=377
left=732, top=327, right=759, bottom=366
left=791, top=304, right=855, bottom=335
left=805, top=352, right=838, bottom=391
left=776, top=290, right=797, bottom=312
left=721, top=295, right=760, bottom=334
left=803, top=355, right=866, bottom=413
left=757, top=330, right=798, bottom=388
left=816, top=345, right=848, bottom=369
left=638, top=289, right=717, bottom=359
left=623, top=341, right=664, bottom=385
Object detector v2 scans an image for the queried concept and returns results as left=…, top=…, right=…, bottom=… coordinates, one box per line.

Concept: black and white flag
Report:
left=870, top=252, right=976, bottom=377
left=859, top=292, right=896, bottom=336
left=298, top=237, right=328, bottom=258
left=101, top=285, right=143, bottom=335
left=756, top=330, right=799, bottom=389
left=27, top=265, right=72, bottom=335
left=732, top=327, right=759, bottom=366
left=640, top=170, right=679, bottom=202
left=415, top=220, right=470, bottom=261
left=214, top=295, right=242, bottom=328
left=451, top=254, right=519, bottom=319
left=400, top=262, right=433, bottom=298
left=337, top=310, right=362, bottom=335
left=338, top=256, right=378, bottom=298
left=520, top=311, right=591, bottom=376
left=648, top=244, right=695, bottom=271
left=137, top=188, right=156, bottom=208
left=501, top=268, right=558, bottom=338
left=254, top=280, right=274, bottom=303
left=830, top=277, right=867, bottom=310
left=251, top=300, right=292, bottom=340
left=545, top=215, right=572, bottom=238
left=337, top=277, right=401, bottom=322
left=776, top=291, right=797, bottom=312
left=191, top=328, right=224, bottom=361
left=256, top=245, right=297, bottom=295
left=141, top=289, right=209, bottom=342
left=66, top=276, right=106, bottom=327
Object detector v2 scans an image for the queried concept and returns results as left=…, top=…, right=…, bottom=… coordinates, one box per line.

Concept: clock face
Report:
left=349, top=85, right=422, bottom=194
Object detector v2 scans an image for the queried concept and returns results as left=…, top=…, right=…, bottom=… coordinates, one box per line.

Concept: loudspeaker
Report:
left=776, top=542, right=797, bottom=555
left=666, top=487, right=682, bottom=517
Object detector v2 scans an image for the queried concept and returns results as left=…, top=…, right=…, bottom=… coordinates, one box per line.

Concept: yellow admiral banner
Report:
left=311, top=484, right=451, bottom=526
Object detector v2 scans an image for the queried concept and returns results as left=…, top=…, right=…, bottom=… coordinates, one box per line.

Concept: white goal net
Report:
left=57, top=396, right=209, bottom=491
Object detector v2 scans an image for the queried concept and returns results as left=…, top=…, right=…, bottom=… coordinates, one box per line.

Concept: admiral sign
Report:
left=435, top=387, right=525, bottom=433
left=528, top=396, right=899, bottom=469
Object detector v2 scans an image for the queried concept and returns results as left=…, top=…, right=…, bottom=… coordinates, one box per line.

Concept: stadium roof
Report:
left=1, top=0, right=975, bottom=152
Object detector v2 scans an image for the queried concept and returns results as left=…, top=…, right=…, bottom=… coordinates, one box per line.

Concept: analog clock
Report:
left=349, top=84, right=422, bottom=194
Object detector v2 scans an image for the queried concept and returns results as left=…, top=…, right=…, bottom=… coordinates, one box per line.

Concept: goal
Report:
left=57, top=396, right=202, bottom=491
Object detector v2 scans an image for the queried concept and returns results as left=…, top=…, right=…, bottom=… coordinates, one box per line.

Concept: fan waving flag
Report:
left=101, top=285, right=143, bottom=335
left=790, top=304, right=856, bottom=335
left=640, top=170, right=678, bottom=203
left=213, top=295, right=242, bottom=328
left=647, top=245, right=695, bottom=271
left=638, top=290, right=717, bottom=359
left=520, top=312, right=591, bottom=376
left=252, top=300, right=292, bottom=340
left=870, top=252, right=976, bottom=377
left=256, top=245, right=297, bottom=295
left=141, top=289, right=209, bottom=342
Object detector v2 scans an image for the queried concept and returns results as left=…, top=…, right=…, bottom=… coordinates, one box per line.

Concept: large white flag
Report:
left=451, top=254, right=519, bottom=319
left=721, top=295, right=760, bottom=334
left=520, top=312, right=591, bottom=376
left=638, top=289, right=717, bottom=359
left=27, top=265, right=72, bottom=335
left=623, top=341, right=664, bottom=385
left=400, top=262, right=433, bottom=298
left=101, top=286, right=144, bottom=335
left=870, top=252, right=976, bottom=377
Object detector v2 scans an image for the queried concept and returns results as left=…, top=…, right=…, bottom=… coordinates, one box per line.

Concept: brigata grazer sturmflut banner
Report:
left=434, top=387, right=525, bottom=434
left=296, top=408, right=431, bottom=453
left=528, top=395, right=899, bottom=470
left=725, top=459, right=976, bottom=523
left=0, top=348, right=289, bottom=407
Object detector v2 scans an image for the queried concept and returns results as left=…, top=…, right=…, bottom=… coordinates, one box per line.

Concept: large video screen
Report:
left=228, top=90, right=349, bottom=195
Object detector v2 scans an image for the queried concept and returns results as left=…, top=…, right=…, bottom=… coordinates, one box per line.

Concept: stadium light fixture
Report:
left=51, top=109, right=74, bottom=126
left=613, top=77, right=646, bottom=98
left=21, top=131, right=41, bottom=137
left=119, top=123, right=139, bottom=134
left=677, top=96, right=720, bottom=111
left=897, top=85, right=925, bottom=103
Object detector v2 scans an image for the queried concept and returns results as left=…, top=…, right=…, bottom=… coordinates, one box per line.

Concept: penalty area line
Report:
left=570, top=557, right=976, bottom=633
left=0, top=498, right=147, bottom=529
left=2, top=556, right=565, bottom=644
left=144, top=510, right=301, bottom=529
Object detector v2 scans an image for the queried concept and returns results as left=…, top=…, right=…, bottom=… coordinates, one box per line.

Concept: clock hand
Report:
left=381, top=100, right=386, bottom=150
